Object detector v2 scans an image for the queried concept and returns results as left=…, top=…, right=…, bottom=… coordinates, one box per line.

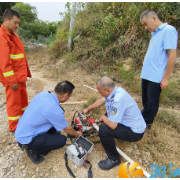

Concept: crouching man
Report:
left=15, top=81, right=82, bottom=164
left=83, top=76, right=146, bottom=170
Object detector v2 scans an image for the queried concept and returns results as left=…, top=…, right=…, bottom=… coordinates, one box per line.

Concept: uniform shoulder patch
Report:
left=111, top=107, right=118, bottom=116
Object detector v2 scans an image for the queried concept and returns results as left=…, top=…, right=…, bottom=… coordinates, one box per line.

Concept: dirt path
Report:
left=0, top=65, right=147, bottom=178
left=0, top=54, right=180, bottom=178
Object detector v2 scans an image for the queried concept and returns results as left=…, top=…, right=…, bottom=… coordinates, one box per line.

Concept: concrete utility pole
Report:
left=85, top=2, right=89, bottom=8
left=67, top=2, right=77, bottom=52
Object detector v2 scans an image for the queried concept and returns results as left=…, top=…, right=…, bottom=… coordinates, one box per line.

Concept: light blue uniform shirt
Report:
left=15, top=91, right=68, bottom=144
left=104, top=86, right=146, bottom=134
left=141, top=23, right=178, bottom=83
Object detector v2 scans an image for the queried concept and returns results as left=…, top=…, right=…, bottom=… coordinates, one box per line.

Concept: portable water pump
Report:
left=71, top=110, right=99, bottom=137
left=65, top=110, right=100, bottom=178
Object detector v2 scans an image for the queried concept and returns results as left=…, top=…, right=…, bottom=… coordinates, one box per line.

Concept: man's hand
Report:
left=83, top=108, right=89, bottom=114
left=10, top=84, right=18, bottom=90
left=160, top=79, right=168, bottom=90
left=76, top=131, right=83, bottom=137
left=83, top=98, right=106, bottom=115
left=99, top=115, right=108, bottom=123
left=64, top=125, right=83, bottom=138
left=161, top=49, right=176, bottom=90
left=99, top=115, right=118, bottom=129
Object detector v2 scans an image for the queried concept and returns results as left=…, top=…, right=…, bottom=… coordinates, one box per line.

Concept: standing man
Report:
left=83, top=76, right=146, bottom=170
left=140, top=10, right=178, bottom=128
left=0, top=9, right=32, bottom=132
left=15, top=81, right=83, bottom=164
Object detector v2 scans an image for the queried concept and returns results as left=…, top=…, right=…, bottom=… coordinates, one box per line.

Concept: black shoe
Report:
left=9, top=130, right=15, bottom=133
left=147, top=123, right=152, bottom=130
left=18, top=143, right=28, bottom=151
left=18, top=143, right=24, bottom=150
left=98, top=157, right=121, bottom=170
left=26, top=149, right=44, bottom=164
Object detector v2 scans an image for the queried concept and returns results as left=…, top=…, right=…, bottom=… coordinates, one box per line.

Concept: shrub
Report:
left=160, top=80, right=180, bottom=105
left=48, top=39, right=67, bottom=57
left=49, top=2, right=180, bottom=104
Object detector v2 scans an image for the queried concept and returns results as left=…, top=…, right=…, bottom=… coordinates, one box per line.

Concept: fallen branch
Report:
left=83, top=84, right=98, bottom=92
left=61, top=101, right=87, bottom=105
left=28, top=99, right=87, bottom=105
left=111, top=76, right=123, bottom=83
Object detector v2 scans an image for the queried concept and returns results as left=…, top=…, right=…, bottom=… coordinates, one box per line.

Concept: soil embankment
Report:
left=0, top=51, right=179, bottom=178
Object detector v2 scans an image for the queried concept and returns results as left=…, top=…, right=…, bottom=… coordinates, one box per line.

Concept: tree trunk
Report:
left=67, top=2, right=77, bottom=52
left=85, top=2, right=89, bottom=9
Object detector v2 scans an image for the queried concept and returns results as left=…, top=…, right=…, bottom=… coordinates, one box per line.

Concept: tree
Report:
left=30, top=20, right=59, bottom=40
left=11, top=3, right=59, bottom=41
left=0, top=2, right=16, bottom=24
left=12, top=2, right=37, bottom=24
left=68, top=2, right=77, bottom=52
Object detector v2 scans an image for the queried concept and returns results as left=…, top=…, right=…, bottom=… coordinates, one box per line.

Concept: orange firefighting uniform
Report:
left=0, top=24, right=32, bottom=131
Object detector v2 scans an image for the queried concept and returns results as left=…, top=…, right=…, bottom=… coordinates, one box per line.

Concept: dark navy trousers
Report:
left=99, top=123, right=144, bottom=161
left=141, top=79, right=162, bottom=125
left=26, top=127, right=67, bottom=156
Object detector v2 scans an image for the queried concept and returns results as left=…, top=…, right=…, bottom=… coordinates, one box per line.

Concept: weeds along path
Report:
left=0, top=50, right=179, bottom=178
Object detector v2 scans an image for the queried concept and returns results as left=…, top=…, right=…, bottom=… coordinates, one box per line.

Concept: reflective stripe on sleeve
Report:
left=10, top=54, right=24, bottom=59
left=3, top=70, right=14, bottom=77
left=8, top=116, right=21, bottom=121
left=21, top=106, right=28, bottom=111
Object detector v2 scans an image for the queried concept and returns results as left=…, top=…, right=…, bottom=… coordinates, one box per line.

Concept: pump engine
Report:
left=71, top=110, right=99, bottom=137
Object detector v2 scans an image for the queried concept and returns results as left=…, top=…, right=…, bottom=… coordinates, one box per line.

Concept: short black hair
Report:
left=3, top=9, right=21, bottom=22
left=54, top=81, right=75, bottom=95
left=140, top=10, right=159, bottom=21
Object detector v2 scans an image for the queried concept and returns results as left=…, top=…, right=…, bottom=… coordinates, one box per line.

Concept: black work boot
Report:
left=98, top=157, right=121, bottom=170
left=9, top=130, right=15, bottom=133
left=146, top=123, right=152, bottom=130
left=26, top=149, right=44, bottom=164
left=18, top=143, right=25, bottom=151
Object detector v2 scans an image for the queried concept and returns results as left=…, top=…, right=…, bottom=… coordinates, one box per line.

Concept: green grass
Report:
left=83, top=97, right=104, bottom=119
left=160, top=80, right=180, bottom=106
left=119, top=67, right=134, bottom=84
left=83, top=97, right=97, bottom=109
left=155, top=109, right=180, bottom=132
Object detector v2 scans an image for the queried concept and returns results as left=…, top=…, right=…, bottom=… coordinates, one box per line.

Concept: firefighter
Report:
left=83, top=76, right=146, bottom=170
left=0, top=9, right=31, bottom=132
left=15, top=81, right=82, bottom=164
